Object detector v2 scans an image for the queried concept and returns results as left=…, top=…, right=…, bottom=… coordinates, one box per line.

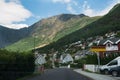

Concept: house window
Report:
left=106, top=43, right=112, bottom=47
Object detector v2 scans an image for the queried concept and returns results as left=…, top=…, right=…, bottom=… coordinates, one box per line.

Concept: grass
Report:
left=84, top=69, right=100, bottom=74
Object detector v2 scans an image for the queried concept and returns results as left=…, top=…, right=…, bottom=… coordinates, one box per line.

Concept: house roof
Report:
left=61, top=54, right=67, bottom=59
left=63, top=54, right=73, bottom=62
left=74, top=51, right=82, bottom=56
left=98, top=38, right=120, bottom=45
left=103, top=40, right=114, bottom=45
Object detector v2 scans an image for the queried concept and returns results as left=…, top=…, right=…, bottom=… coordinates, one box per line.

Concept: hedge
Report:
left=0, top=49, right=35, bottom=80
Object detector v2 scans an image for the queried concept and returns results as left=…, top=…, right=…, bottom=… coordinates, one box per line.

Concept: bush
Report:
left=100, top=53, right=120, bottom=65
left=54, top=61, right=59, bottom=67
left=44, top=60, right=52, bottom=69
left=70, top=60, right=84, bottom=68
left=0, top=49, right=35, bottom=80
left=78, top=53, right=120, bottom=67
left=85, top=54, right=98, bottom=64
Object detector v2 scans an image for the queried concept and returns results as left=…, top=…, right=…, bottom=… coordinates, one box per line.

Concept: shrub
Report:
left=0, top=49, right=35, bottom=80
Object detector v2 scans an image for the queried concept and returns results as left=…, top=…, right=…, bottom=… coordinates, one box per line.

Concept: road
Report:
left=27, top=68, right=92, bottom=80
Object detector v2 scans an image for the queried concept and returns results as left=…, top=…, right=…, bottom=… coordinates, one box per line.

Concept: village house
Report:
left=91, top=38, right=120, bottom=57
left=60, top=54, right=73, bottom=63
left=74, top=50, right=92, bottom=60
left=74, top=51, right=83, bottom=60
left=98, top=38, right=120, bottom=51
left=35, top=54, right=46, bottom=65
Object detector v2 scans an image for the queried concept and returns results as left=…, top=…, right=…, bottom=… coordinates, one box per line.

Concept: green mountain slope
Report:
left=6, top=14, right=100, bottom=51
left=0, top=25, right=29, bottom=48
left=38, top=4, right=120, bottom=52
left=53, top=16, right=100, bottom=41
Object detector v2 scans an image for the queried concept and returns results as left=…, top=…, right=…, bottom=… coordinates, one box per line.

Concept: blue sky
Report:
left=0, top=0, right=120, bottom=29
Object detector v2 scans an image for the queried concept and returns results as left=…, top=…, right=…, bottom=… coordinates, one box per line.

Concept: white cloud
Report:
left=0, top=0, right=32, bottom=29
left=82, top=1, right=94, bottom=16
left=52, top=0, right=71, bottom=3
left=52, top=0, right=77, bottom=14
left=9, top=0, right=21, bottom=4
left=82, top=0, right=120, bottom=17
left=73, top=1, right=78, bottom=6
left=100, top=0, right=120, bottom=15
left=34, top=15, right=42, bottom=19
left=4, top=24, right=28, bottom=29
left=67, top=4, right=76, bottom=14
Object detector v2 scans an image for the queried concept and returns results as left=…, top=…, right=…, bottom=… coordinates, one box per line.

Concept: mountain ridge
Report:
left=5, top=13, right=100, bottom=51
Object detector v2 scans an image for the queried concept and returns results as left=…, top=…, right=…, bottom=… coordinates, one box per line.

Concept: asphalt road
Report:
left=27, top=68, right=92, bottom=80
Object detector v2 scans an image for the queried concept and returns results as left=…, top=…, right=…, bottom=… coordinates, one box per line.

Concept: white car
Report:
left=100, top=56, right=120, bottom=74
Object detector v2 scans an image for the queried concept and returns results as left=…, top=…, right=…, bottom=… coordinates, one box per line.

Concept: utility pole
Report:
left=34, top=35, right=35, bottom=52
left=51, top=48, right=55, bottom=68
left=34, top=34, right=37, bottom=53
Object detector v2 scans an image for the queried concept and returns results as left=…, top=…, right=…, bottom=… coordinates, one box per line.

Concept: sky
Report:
left=0, top=0, right=120, bottom=29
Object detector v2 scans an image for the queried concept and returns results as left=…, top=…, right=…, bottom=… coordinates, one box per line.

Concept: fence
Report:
left=84, top=64, right=102, bottom=72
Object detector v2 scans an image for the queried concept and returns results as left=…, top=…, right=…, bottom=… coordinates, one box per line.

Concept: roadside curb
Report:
left=74, top=69, right=119, bottom=80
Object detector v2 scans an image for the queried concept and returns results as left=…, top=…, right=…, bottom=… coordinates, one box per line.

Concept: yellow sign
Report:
left=90, top=46, right=106, bottom=52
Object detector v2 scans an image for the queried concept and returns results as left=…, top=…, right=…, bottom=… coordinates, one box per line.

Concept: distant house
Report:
left=74, top=50, right=92, bottom=60
left=60, top=54, right=73, bottom=63
left=105, top=32, right=116, bottom=38
left=35, top=54, right=46, bottom=65
left=74, top=51, right=82, bottom=60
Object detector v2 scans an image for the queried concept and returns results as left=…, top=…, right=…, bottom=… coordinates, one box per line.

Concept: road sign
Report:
left=90, top=46, right=106, bottom=52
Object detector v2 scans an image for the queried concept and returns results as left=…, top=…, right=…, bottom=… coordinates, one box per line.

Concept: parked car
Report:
left=109, top=66, right=120, bottom=77
left=100, top=56, right=120, bottom=74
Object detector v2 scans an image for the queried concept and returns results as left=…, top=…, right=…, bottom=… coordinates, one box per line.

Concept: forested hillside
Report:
left=37, top=4, right=120, bottom=52
left=6, top=14, right=99, bottom=51
left=0, top=26, right=29, bottom=48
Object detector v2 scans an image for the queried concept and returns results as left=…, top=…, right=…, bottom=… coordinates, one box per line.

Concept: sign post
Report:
left=97, top=52, right=100, bottom=72
left=91, top=46, right=106, bottom=72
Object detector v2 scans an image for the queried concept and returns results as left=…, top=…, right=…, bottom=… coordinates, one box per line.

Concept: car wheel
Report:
left=112, top=71, right=118, bottom=77
left=104, top=70, right=109, bottom=75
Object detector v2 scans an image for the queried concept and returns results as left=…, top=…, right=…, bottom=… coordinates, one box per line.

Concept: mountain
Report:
left=0, top=25, right=29, bottom=48
left=6, top=14, right=100, bottom=51
left=37, top=4, right=120, bottom=52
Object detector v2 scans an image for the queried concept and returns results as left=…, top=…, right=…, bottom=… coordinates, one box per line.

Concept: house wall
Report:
left=106, top=45, right=118, bottom=51
left=105, top=42, right=118, bottom=51
left=118, top=42, right=120, bottom=51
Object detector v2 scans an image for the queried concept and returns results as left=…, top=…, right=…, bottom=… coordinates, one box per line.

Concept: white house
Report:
left=74, top=51, right=82, bottom=60
left=98, top=38, right=120, bottom=51
left=60, top=54, right=73, bottom=63
left=35, top=54, right=46, bottom=65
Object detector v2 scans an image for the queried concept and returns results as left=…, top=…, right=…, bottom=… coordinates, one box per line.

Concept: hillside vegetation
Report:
left=6, top=14, right=100, bottom=51
left=0, top=26, right=29, bottom=48
left=37, top=4, right=120, bottom=52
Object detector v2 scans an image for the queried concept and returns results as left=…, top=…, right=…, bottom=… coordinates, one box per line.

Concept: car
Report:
left=109, top=66, right=120, bottom=77
left=100, top=56, right=120, bottom=74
